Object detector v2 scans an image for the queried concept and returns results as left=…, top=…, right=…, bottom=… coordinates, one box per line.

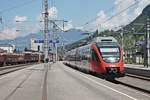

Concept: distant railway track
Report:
left=0, top=63, right=36, bottom=75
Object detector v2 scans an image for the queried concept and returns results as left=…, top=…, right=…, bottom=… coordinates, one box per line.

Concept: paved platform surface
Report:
left=0, top=62, right=149, bottom=100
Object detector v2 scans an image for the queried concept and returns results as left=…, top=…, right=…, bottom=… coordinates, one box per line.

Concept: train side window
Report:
left=37, top=45, right=40, bottom=51
left=91, top=49, right=95, bottom=60
left=91, top=49, right=99, bottom=62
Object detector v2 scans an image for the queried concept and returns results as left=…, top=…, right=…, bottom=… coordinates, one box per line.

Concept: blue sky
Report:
left=0, top=0, right=42, bottom=20
left=0, top=0, right=114, bottom=25
left=55, top=0, right=114, bottom=25
left=0, top=0, right=150, bottom=40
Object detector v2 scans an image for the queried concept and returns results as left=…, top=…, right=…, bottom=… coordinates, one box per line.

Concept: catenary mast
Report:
left=43, top=0, right=49, bottom=62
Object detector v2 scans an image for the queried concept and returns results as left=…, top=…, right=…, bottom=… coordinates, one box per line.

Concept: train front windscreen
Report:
left=99, top=45, right=121, bottom=63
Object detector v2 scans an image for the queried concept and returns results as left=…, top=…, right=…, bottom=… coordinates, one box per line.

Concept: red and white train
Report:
left=65, top=37, right=125, bottom=78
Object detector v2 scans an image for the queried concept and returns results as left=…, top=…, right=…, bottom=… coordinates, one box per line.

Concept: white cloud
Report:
left=96, top=10, right=108, bottom=27
left=95, top=0, right=150, bottom=31
left=14, top=22, right=41, bottom=36
left=14, top=16, right=27, bottom=23
left=26, top=24, right=41, bottom=33
left=114, top=0, right=122, bottom=5
left=75, top=26, right=84, bottom=30
left=48, top=6, right=58, bottom=18
left=64, top=20, right=73, bottom=31
left=0, top=28, right=21, bottom=40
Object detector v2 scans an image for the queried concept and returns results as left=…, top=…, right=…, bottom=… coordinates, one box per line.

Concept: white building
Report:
left=0, top=44, right=16, bottom=53
left=31, top=38, right=44, bottom=52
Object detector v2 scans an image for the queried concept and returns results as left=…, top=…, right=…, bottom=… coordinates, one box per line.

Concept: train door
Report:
left=90, top=49, right=100, bottom=72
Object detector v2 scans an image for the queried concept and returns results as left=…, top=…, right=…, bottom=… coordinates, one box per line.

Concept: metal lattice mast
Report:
left=43, top=0, right=49, bottom=62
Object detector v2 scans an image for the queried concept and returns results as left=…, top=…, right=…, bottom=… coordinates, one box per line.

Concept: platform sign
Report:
left=34, top=40, right=59, bottom=44
left=56, top=40, right=59, bottom=43
left=49, top=40, right=53, bottom=43
left=134, top=32, right=144, bottom=35
left=34, top=40, right=44, bottom=43
left=135, top=40, right=146, bottom=46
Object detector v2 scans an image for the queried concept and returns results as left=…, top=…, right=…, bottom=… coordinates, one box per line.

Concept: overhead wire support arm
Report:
left=49, top=19, right=68, bottom=62
left=49, top=19, right=68, bottom=32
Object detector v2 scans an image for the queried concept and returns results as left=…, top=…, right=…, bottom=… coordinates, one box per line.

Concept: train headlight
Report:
left=106, top=67, right=118, bottom=74
left=109, top=57, right=116, bottom=62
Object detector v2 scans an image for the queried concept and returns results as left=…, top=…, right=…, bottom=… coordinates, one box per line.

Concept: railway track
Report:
left=64, top=63, right=150, bottom=95
left=114, top=80, right=150, bottom=94
left=95, top=73, right=150, bottom=94
left=125, top=73, right=150, bottom=81
left=115, top=74, right=150, bottom=94
left=95, top=72, right=150, bottom=94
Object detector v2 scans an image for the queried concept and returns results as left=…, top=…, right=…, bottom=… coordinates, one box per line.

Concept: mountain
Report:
left=120, top=4, right=150, bottom=50
left=65, top=4, right=150, bottom=51
left=0, top=29, right=85, bottom=51
left=123, top=4, right=150, bottom=33
left=0, top=33, right=43, bottom=52
left=91, top=4, right=150, bottom=50
left=59, top=28, right=86, bottom=43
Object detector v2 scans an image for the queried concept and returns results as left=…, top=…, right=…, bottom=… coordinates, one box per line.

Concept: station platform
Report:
left=0, top=62, right=149, bottom=100
left=125, top=64, right=150, bottom=69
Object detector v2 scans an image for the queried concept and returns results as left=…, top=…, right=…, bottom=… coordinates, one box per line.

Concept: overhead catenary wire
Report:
left=102, top=1, right=139, bottom=25
left=80, top=0, right=140, bottom=29
left=0, top=0, right=37, bottom=13
left=0, top=0, right=38, bottom=29
left=0, top=0, right=43, bottom=33
left=80, top=0, right=125, bottom=27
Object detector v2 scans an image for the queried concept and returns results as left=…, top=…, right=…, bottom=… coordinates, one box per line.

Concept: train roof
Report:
left=92, top=37, right=117, bottom=43
left=96, top=42, right=119, bottom=47
left=66, top=37, right=119, bottom=52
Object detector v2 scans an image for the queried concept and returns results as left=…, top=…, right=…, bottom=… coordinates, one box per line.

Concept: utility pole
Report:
left=0, top=16, right=2, bottom=24
left=43, top=0, right=49, bottom=62
left=121, top=28, right=124, bottom=52
left=146, top=18, right=150, bottom=67
left=115, top=26, right=124, bottom=52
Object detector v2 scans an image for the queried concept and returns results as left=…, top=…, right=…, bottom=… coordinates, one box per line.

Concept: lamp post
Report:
left=113, top=26, right=124, bottom=51
left=146, top=18, right=150, bottom=67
